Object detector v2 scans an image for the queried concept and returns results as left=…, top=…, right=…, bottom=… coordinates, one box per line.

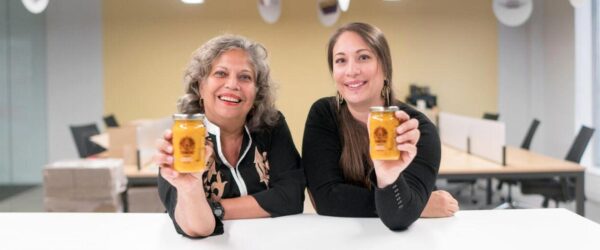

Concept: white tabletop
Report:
left=1, top=209, right=599, bottom=250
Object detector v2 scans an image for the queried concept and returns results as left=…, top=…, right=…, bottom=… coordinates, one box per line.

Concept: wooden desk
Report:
left=0, top=209, right=598, bottom=250
left=440, top=145, right=585, bottom=215
left=123, top=164, right=159, bottom=187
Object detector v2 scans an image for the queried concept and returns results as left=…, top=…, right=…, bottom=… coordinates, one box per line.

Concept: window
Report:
left=594, top=0, right=600, bottom=166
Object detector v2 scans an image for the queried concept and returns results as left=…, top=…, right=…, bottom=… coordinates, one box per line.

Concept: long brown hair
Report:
left=327, top=22, right=396, bottom=188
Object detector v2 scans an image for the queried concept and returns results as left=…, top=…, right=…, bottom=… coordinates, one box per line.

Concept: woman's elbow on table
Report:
left=380, top=216, right=417, bottom=231
left=259, top=187, right=305, bottom=217
left=178, top=221, right=216, bottom=238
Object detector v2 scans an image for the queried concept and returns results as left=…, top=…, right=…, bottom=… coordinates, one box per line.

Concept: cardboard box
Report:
left=43, top=158, right=127, bottom=212
left=103, top=118, right=171, bottom=168
left=106, top=126, right=138, bottom=166
left=44, top=196, right=123, bottom=213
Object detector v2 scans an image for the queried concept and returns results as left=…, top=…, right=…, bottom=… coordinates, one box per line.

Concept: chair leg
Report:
left=506, top=184, right=515, bottom=208
left=470, top=183, right=477, bottom=204
left=496, top=181, right=503, bottom=191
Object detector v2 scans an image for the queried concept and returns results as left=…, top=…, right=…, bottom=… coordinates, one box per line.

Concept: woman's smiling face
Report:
left=332, top=31, right=385, bottom=108
left=199, top=48, right=257, bottom=123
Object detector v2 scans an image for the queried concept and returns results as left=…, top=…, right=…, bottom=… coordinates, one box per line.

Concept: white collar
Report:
left=203, top=117, right=253, bottom=169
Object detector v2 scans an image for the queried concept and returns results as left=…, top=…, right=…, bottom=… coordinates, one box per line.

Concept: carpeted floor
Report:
left=0, top=185, right=37, bottom=202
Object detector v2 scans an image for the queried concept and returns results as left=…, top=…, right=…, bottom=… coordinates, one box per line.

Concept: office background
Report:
left=0, top=0, right=597, bottom=198
left=102, top=0, right=497, bottom=152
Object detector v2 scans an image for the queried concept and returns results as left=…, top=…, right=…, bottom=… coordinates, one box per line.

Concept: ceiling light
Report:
left=338, top=0, right=350, bottom=12
left=493, top=0, right=533, bottom=27
left=21, top=0, right=48, bottom=14
left=570, top=0, right=589, bottom=8
left=258, top=0, right=281, bottom=24
left=181, top=0, right=204, bottom=4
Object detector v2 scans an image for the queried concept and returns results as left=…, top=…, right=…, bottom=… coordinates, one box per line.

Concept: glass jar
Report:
left=369, top=106, right=400, bottom=160
left=172, top=113, right=206, bottom=173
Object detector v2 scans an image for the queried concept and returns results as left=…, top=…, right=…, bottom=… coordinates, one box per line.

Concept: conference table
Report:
left=439, top=145, right=586, bottom=215
left=124, top=145, right=586, bottom=215
left=0, top=209, right=597, bottom=250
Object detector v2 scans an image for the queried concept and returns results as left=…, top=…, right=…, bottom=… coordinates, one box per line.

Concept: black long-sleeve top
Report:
left=158, top=112, right=305, bottom=238
left=302, top=97, right=441, bottom=230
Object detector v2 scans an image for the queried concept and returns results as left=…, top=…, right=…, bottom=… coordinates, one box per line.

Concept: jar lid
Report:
left=172, top=113, right=205, bottom=120
left=369, top=106, right=399, bottom=112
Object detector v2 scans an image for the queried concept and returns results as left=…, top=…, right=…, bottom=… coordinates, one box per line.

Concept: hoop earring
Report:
left=336, top=91, right=345, bottom=110
left=381, top=80, right=391, bottom=106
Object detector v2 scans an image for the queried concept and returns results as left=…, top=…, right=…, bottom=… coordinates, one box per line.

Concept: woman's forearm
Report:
left=221, top=196, right=270, bottom=220
left=175, top=190, right=215, bottom=237
left=373, top=166, right=403, bottom=188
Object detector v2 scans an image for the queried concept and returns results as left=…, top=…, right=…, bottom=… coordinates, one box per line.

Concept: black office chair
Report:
left=103, top=114, right=119, bottom=128
left=520, top=126, right=595, bottom=208
left=70, top=123, right=106, bottom=158
left=496, top=119, right=540, bottom=208
left=521, top=119, right=540, bottom=150
left=483, top=113, right=500, bottom=121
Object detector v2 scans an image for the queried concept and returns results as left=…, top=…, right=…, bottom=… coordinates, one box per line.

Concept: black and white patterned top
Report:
left=158, top=112, right=305, bottom=238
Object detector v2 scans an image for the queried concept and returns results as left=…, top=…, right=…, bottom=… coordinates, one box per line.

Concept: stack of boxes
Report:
left=43, top=159, right=127, bottom=212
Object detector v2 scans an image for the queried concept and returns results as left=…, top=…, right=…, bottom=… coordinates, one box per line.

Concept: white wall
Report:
left=574, top=0, right=593, bottom=167
left=498, top=0, right=579, bottom=160
left=542, top=0, right=576, bottom=158
left=595, top=1, right=600, bottom=168
left=46, top=0, right=104, bottom=162
left=497, top=17, right=533, bottom=148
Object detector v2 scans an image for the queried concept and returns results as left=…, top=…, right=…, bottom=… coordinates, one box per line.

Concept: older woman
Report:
left=303, top=22, right=458, bottom=231
left=155, top=35, right=305, bottom=238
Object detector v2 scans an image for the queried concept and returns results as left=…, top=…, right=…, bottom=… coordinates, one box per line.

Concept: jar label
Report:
left=374, top=126, right=388, bottom=150
left=180, top=137, right=195, bottom=155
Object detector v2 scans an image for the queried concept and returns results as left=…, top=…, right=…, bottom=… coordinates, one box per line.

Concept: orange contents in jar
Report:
left=172, top=114, right=206, bottom=173
left=369, top=106, right=400, bottom=160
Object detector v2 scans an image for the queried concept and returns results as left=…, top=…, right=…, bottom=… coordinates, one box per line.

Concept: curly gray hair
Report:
left=177, top=34, right=279, bottom=132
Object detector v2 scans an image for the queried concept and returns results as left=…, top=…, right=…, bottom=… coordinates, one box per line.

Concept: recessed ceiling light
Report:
left=21, top=0, right=49, bottom=14
left=338, top=0, right=350, bottom=12
left=570, top=0, right=589, bottom=8
left=493, top=0, right=533, bottom=27
left=182, top=0, right=204, bottom=4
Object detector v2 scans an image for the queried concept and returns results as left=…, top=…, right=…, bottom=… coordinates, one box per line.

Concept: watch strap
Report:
left=209, top=201, right=225, bottom=220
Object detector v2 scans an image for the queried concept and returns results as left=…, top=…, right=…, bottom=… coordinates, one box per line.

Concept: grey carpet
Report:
left=0, top=185, right=37, bottom=202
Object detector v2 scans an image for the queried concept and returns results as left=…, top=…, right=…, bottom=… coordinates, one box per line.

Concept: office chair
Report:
left=482, top=112, right=500, bottom=121
left=70, top=123, right=106, bottom=158
left=496, top=119, right=540, bottom=208
left=103, top=114, right=119, bottom=128
left=520, top=119, right=540, bottom=150
left=520, top=126, right=595, bottom=208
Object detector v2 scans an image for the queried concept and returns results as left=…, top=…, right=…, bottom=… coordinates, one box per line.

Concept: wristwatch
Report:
left=210, top=201, right=225, bottom=220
